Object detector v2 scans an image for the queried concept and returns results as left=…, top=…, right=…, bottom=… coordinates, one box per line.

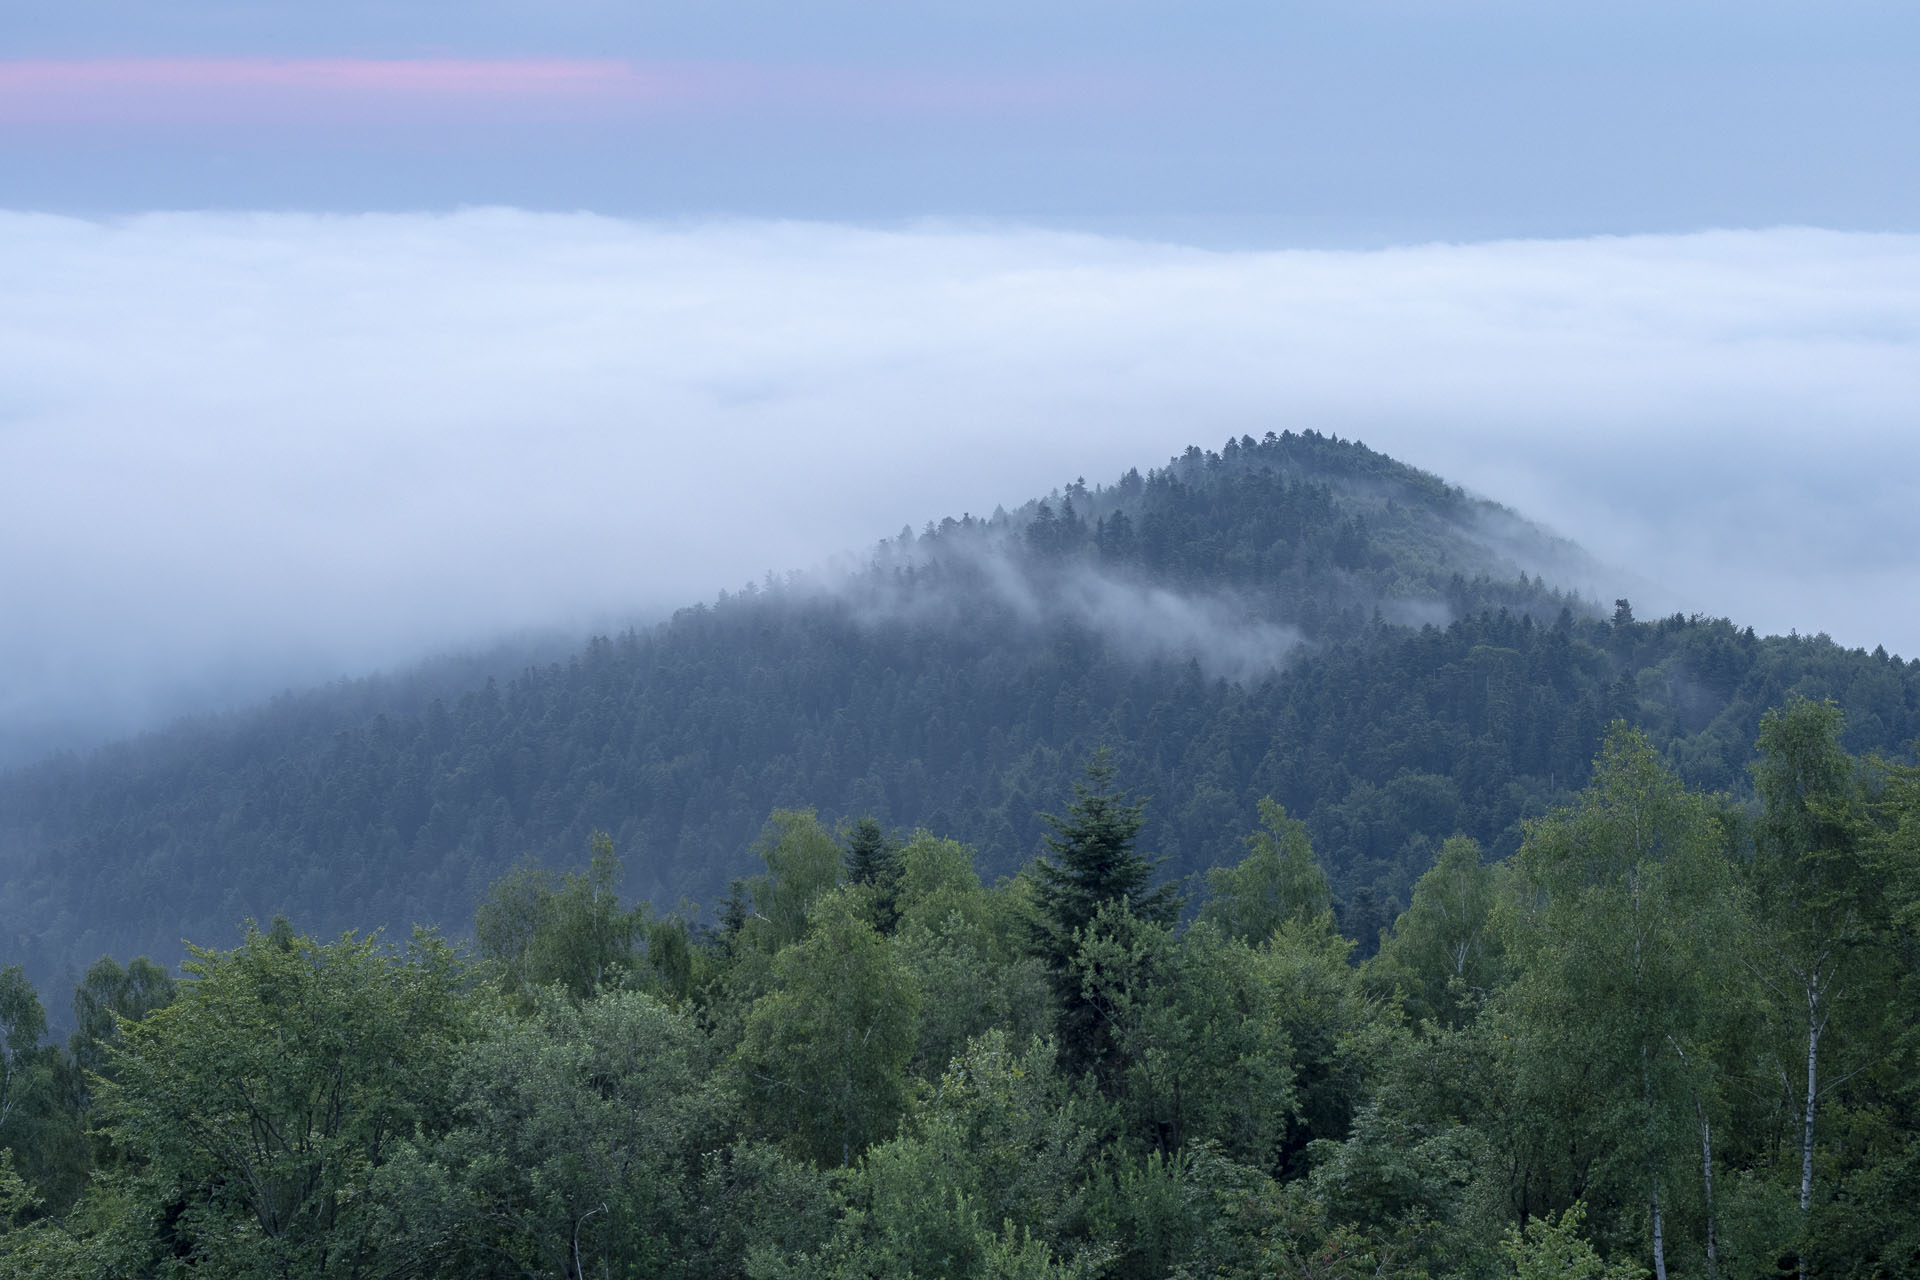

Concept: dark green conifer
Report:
left=1030, top=750, right=1179, bottom=1080
left=1032, top=752, right=1177, bottom=945
left=717, top=878, right=752, bottom=953
left=843, top=816, right=904, bottom=932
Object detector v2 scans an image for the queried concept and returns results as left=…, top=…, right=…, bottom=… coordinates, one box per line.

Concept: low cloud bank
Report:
left=3, top=212, right=1916, bottom=761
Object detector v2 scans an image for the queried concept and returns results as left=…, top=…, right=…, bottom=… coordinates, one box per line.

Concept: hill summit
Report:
left=3, top=431, right=1916, bottom=982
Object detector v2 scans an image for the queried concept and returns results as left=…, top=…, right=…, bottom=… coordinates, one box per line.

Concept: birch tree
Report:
left=1198, top=797, right=1332, bottom=944
left=732, top=888, right=920, bottom=1167
left=1749, top=699, right=1894, bottom=1265
left=1502, top=724, right=1739, bottom=1278
left=1365, top=835, right=1503, bottom=1028
left=373, top=988, right=718, bottom=1279
left=0, top=970, right=45, bottom=1147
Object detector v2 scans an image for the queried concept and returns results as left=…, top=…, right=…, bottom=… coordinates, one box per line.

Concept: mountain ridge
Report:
left=3, top=431, right=1916, bottom=990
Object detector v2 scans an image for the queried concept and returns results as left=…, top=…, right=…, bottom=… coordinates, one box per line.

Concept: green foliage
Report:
left=0, top=1171, right=152, bottom=1280
left=374, top=986, right=718, bottom=1278
left=891, top=834, right=1051, bottom=1079
left=1364, top=835, right=1502, bottom=1028
left=3, top=715, right=1917, bottom=1279
left=776, top=1135, right=1097, bottom=1280
left=0, top=967, right=83, bottom=1219
left=895, top=830, right=996, bottom=937
left=1081, top=1147, right=1210, bottom=1280
left=0, top=1153, right=34, bottom=1232
left=1501, top=1202, right=1647, bottom=1280
left=690, top=1141, right=843, bottom=1278
left=751, top=1030, right=1105, bottom=1279
left=1308, top=1010, right=1519, bottom=1271
left=475, top=832, right=647, bottom=1002
left=1081, top=913, right=1295, bottom=1168
left=1031, top=752, right=1180, bottom=1080
left=843, top=816, right=905, bottom=933
left=1308, top=1079, right=1481, bottom=1237
left=0, top=969, right=46, bottom=1144
left=1199, top=798, right=1332, bottom=944
left=1253, top=913, right=1382, bottom=1173
left=1033, top=751, right=1179, bottom=942
left=918, top=1030, right=1108, bottom=1247
left=1496, top=725, right=1743, bottom=1270
left=747, top=810, right=845, bottom=951
left=732, top=890, right=921, bottom=1167
left=1746, top=698, right=1909, bottom=1262
left=68, top=955, right=175, bottom=1086
left=92, top=924, right=467, bottom=1278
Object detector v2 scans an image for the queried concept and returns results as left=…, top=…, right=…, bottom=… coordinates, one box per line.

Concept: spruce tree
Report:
left=843, top=816, right=904, bottom=933
left=1030, top=750, right=1178, bottom=1080
left=1032, top=751, right=1176, bottom=944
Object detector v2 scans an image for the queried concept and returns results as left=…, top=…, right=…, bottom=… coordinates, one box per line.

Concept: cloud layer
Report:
left=3, top=212, right=1917, bottom=760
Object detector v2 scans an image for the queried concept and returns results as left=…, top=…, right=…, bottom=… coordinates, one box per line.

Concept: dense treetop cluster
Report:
left=1, top=703, right=1916, bottom=1277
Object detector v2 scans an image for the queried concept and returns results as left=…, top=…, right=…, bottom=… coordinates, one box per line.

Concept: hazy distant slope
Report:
left=2, top=431, right=1916, bottom=984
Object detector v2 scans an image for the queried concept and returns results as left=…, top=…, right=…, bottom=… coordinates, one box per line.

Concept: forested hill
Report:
left=3, top=430, right=1918, bottom=983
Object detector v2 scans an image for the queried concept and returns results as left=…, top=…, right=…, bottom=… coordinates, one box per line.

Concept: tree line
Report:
left=2, top=698, right=1915, bottom=1277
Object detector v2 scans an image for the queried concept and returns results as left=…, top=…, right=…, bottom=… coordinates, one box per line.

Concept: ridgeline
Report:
left=2, top=431, right=1916, bottom=981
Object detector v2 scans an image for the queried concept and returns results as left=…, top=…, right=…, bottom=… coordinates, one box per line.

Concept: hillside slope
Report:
left=3, top=431, right=1917, bottom=981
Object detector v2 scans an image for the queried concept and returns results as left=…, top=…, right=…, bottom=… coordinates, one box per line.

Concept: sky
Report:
left=9, top=0, right=1920, bottom=239
left=2, top=1, right=1918, bottom=762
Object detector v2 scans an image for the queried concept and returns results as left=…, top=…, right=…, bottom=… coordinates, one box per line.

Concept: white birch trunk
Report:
left=1801, top=1006, right=1820, bottom=1214
left=1650, top=1181, right=1668, bottom=1280
left=1794, top=980, right=1826, bottom=1280
left=1666, top=1035, right=1720, bottom=1280
left=1644, top=1042, right=1668, bottom=1280
left=1699, top=1101, right=1717, bottom=1279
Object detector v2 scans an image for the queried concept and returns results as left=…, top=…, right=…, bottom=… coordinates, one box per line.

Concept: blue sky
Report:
left=3, top=2, right=1918, bottom=760
left=9, top=1, right=1919, bottom=241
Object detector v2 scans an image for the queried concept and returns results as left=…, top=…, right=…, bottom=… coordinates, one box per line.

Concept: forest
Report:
left=1, top=699, right=1915, bottom=1277
left=1, top=433, right=1918, bottom=1276
left=4, top=433, right=1919, bottom=991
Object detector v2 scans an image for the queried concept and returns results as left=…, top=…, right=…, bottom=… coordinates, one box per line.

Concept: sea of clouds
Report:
left=3, top=211, right=1916, bottom=760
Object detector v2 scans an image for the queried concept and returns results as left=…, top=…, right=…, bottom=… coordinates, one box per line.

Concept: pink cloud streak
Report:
left=0, top=57, right=1116, bottom=129
left=0, top=58, right=641, bottom=95
left=0, top=58, right=699, bottom=127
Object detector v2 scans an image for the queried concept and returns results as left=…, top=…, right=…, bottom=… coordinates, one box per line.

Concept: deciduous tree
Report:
left=95, top=924, right=467, bottom=1278
left=1199, top=798, right=1331, bottom=944
left=732, top=890, right=920, bottom=1166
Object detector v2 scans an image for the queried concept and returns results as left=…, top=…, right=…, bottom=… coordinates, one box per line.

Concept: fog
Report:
left=831, top=534, right=1307, bottom=687
left=3, top=212, right=1917, bottom=763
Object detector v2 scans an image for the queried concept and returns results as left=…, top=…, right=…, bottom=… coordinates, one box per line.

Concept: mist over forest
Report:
left=3, top=431, right=1914, bottom=985
left=7, top=3, right=1920, bottom=1273
left=3, top=431, right=1919, bottom=1278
